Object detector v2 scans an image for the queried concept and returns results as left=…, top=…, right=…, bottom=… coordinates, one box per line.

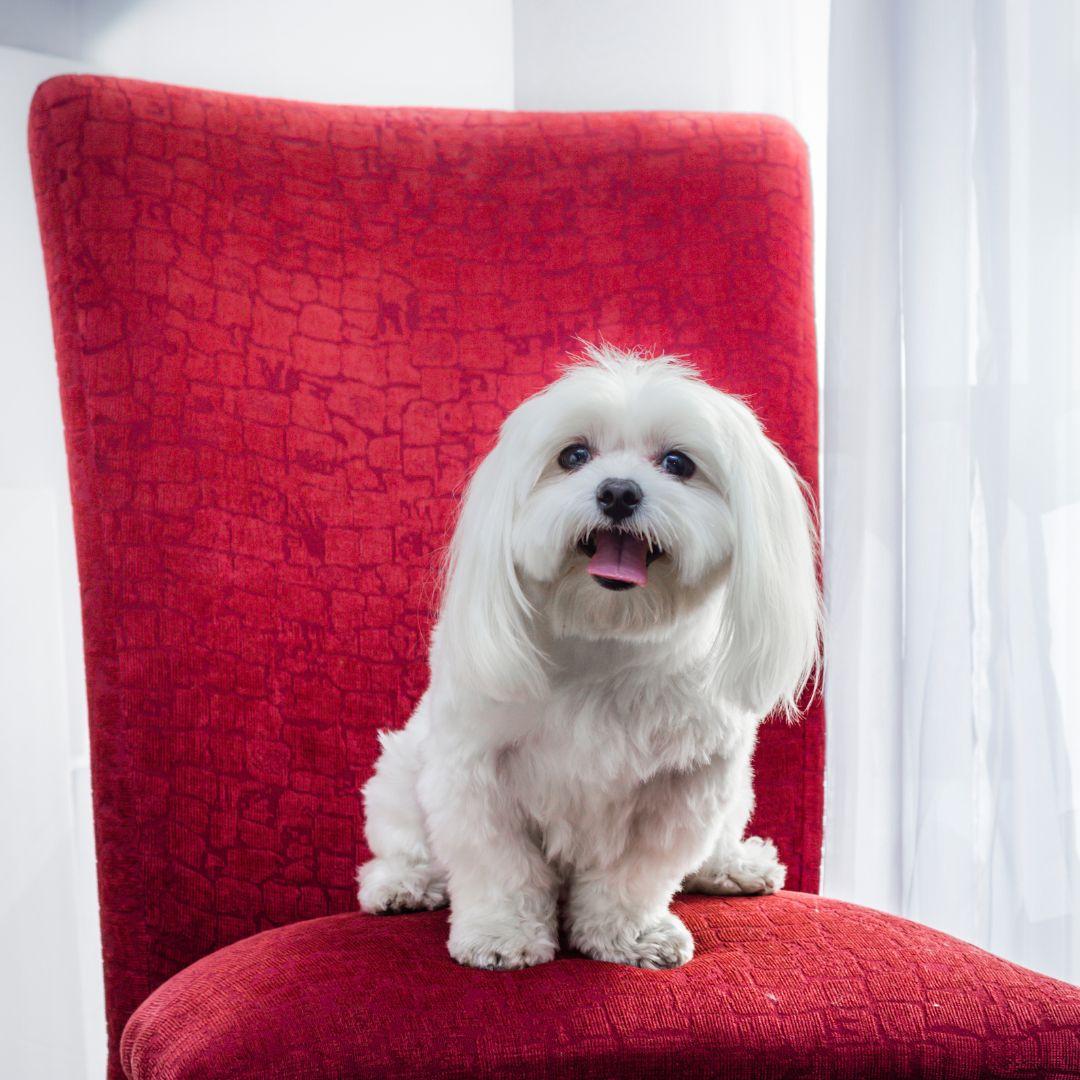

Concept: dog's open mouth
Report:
left=577, top=530, right=663, bottom=591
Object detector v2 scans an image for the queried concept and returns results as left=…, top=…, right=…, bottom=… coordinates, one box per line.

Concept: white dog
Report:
left=357, top=345, right=820, bottom=970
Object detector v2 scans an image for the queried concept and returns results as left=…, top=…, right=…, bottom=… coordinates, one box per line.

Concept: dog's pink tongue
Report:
left=588, top=532, right=649, bottom=587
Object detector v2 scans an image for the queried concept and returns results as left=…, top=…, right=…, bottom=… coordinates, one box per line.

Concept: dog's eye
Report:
left=659, top=450, right=695, bottom=479
left=558, top=444, right=591, bottom=471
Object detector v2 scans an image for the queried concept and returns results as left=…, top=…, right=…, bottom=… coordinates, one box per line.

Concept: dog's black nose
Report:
left=596, top=478, right=643, bottom=521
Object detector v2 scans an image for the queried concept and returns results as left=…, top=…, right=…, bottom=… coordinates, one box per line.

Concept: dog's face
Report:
left=437, top=347, right=820, bottom=714
left=509, top=356, right=738, bottom=641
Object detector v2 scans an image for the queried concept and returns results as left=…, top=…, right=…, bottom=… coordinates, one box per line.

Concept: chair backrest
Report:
left=30, top=74, right=823, bottom=1077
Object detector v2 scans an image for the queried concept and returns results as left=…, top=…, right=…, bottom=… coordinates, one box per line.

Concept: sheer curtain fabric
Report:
left=824, top=0, right=1080, bottom=984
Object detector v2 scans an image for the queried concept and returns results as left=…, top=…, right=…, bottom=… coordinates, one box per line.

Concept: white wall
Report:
left=1, top=0, right=515, bottom=107
left=0, top=44, right=101, bottom=1080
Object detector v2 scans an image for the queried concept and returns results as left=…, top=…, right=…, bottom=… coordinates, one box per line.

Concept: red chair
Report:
left=30, top=75, right=1080, bottom=1080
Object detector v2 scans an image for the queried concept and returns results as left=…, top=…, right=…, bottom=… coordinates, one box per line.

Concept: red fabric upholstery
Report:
left=29, top=75, right=825, bottom=1076
left=122, top=893, right=1080, bottom=1079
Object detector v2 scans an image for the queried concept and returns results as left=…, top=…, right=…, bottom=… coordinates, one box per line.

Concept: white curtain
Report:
left=825, top=0, right=1080, bottom=984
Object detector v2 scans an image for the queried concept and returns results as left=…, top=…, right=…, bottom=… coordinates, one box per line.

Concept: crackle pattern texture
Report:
left=31, top=75, right=826, bottom=1078
left=122, top=893, right=1080, bottom=1079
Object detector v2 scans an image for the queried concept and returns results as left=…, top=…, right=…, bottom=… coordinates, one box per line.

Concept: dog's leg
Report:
left=357, top=709, right=449, bottom=914
left=422, top=745, right=559, bottom=971
left=682, top=734, right=786, bottom=896
left=683, top=834, right=786, bottom=896
left=566, top=858, right=695, bottom=970
left=564, top=766, right=723, bottom=970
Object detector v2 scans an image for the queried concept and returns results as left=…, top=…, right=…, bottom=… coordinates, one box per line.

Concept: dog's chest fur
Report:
left=502, top=660, right=748, bottom=870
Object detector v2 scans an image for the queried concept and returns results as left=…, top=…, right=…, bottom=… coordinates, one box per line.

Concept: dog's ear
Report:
left=712, top=395, right=821, bottom=719
left=432, top=409, right=547, bottom=704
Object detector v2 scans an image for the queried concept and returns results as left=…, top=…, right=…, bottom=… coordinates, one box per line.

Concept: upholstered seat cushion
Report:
left=121, top=892, right=1080, bottom=1079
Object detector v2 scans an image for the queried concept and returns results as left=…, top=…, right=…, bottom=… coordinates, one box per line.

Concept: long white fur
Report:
left=358, top=345, right=822, bottom=970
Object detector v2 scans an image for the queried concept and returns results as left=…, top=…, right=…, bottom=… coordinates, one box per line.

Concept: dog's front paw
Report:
left=570, top=910, right=694, bottom=969
left=684, top=836, right=786, bottom=896
left=449, top=916, right=557, bottom=970
left=357, top=856, right=448, bottom=914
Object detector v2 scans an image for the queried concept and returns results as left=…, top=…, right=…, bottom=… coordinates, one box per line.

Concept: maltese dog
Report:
left=357, top=345, right=821, bottom=970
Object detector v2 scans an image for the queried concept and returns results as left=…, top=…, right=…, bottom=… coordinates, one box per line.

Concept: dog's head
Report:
left=434, top=346, right=820, bottom=715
